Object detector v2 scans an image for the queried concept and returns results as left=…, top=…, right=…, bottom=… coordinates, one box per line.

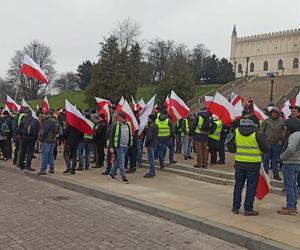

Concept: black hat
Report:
left=2, top=111, right=9, bottom=116
left=148, top=114, right=156, bottom=121
left=285, top=117, right=300, bottom=134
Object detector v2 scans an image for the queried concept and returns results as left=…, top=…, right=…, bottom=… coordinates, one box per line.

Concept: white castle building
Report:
left=230, top=25, right=300, bottom=77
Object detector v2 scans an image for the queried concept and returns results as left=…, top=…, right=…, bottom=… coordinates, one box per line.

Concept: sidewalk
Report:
left=4, top=152, right=300, bottom=249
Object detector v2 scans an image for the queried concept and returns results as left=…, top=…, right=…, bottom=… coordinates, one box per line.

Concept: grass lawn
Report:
left=11, top=84, right=223, bottom=111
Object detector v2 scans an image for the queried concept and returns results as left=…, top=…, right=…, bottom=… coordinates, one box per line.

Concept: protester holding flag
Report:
left=182, top=113, right=194, bottom=160
left=278, top=117, right=300, bottom=215
left=261, top=107, right=284, bottom=180
left=208, top=116, right=222, bottom=165
left=108, top=112, right=132, bottom=184
left=226, top=119, right=267, bottom=216
left=190, top=107, right=213, bottom=169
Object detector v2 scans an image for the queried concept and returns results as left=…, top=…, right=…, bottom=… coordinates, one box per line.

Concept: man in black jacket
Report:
left=93, top=114, right=107, bottom=168
left=62, top=125, right=83, bottom=174
left=17, top=109, right=40, bottom=171
left=144, top=114, right=159, bottom=178
left=226, top=119, right=267, bottom=216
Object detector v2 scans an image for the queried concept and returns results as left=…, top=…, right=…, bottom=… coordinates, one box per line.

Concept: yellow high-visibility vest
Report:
left=156, top=119, right=170, bottom=138
left=209, top=119, right=222, bottom=141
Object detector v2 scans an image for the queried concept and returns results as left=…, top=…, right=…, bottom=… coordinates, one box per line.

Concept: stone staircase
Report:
left=236, top=75, right=300, bottom=108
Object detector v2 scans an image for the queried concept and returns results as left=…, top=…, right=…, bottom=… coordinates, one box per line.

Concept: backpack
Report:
left=0, top=121, right=10, bottom=135
left=22, top=118, right=37, bottom=137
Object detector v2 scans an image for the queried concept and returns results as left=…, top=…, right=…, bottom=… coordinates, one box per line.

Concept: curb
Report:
left=0, top=165, right=298, bottom=250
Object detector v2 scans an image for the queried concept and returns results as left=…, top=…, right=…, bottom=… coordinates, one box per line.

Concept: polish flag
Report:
left=230, top=91, right=244, bottom=106
left=137, top=98, right=146, bottom=110
left=4, top=105, right=12, bottom=116
left=21, top=55, right=48, bottom=83
left=116, top=96, right=125, bottom=112
left=94, top=97, right=112, bottom=109
left=42, top=96, right=50, bottom=113
left=21, top=99, right=38, bottom=120
left=65, top=99, right=94, bottom=135
left=98, top=103, right=110, bottom=124
left=6, top=95, right=21, bottom=112
left=208, top=92, right=238, bottom=126
left=204, top=96, right=213, bottom=108
left=281, top=100, right=291, bottom=119
left=233, top=99, right=243, bottom=117
left=164, top=95, right=170, bottom=109
left=121, top=99, right=139, bottom=133
left=131, top=96, right=138, bottom=111
left=138, top=94, right=156, bottom=136
left=253, top=104, right=268, bottom=120
left=256, top=165, right=271, bottom=200
left=168, top=90, right=190, bottom=123
left=291, top=92, right=300, bottom=107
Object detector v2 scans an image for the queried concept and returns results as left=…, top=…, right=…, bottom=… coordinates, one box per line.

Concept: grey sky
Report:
left=1, top=0, right=299, bottom=77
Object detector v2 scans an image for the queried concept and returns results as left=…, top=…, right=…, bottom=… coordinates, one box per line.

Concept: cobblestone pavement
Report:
left=0, top=169, right=244, bottom=250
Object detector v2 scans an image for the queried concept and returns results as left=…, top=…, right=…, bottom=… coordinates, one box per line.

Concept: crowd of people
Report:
left=0, top=97, right=299, bottom=216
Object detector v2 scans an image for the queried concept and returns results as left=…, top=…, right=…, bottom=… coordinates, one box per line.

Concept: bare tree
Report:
left=54, top=72, right=80, bottom=93
left=113, top=17, right=141, bottom=53
left=0, top=77, right=17, bottom=103
left=146, top=39, right=175, bottom=83
left=190, top=43, right=210, bottom=84
left=7, top=40, right=56, bottom=100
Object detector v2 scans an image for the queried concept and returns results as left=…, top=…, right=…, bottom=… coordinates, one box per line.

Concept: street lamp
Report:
left=234, top=61, right=237, bottom=78
left=245, top=57, right=249, bottom=77
left=267, top=73, right=276, bottom=103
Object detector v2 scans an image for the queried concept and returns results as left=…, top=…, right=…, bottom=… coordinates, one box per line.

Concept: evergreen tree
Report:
left=76, top=60, right=95, bottom=89
left=216, top=58, right=235, bottom=83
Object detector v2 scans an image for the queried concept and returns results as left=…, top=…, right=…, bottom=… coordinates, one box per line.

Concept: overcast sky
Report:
left=0, top=0, right=299, bottom=77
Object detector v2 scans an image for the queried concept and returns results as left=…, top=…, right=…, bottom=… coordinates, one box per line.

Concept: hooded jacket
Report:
left=226, top=120, right=267, bottom=170
left=156, top=113, right=174, bottom=141
left=190, top=109, right=213, bottom=142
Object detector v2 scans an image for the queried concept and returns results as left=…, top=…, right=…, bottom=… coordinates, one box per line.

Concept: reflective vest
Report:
left=113, top=122, right=133, bottom=148
left=194, top=116, right=206, bottom=134
left=176, top=120, right=184, bottom=136
left=209, top=119, right=222, bottom=141
left=185, top=119, right=190, bottom=134
left=18, top=113, right=25, bottom=125
left=156, top=118, right=170, bottom=138
left=235, top=129, right=262, bottom=163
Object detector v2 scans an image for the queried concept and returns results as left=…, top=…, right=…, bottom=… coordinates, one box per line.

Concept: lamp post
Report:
left=245, top=57, right=249, bottom=77
left=281, top=67, right=284, bottom=76
left=268, top=73, right=275, bottom=103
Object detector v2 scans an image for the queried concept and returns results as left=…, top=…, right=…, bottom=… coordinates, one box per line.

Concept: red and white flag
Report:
left=168, top=90, right=190, bottom=123
left=137, top=98, right=146, bottom=110
left=98, top=103, right=110, bottom=124
left=230, top=91, right=244, bottom=106
left=65, top=100, right=94, bottom=135
left=21, top=55, right=48, bottom=83
left=164, top=95, right=170, bottom=109
left=21, top=99, right=38, bottom=120
left=256, top=165, right=271, bottom=200
left=121, top=99, right=139, bottom=133
left=94, top=97, right=112, bottom=109
left=42, top=96, right=50, bottom=113
left=131, top=96, right=138, bottom=111
left=138, top=94, right=156, bottom=136
left=208, top=92, right=238, bottom=126
left=204, top=96, right=213, bottom=108
left=116, top=96, right=125, bottom=112
left=4, top=105, right=12, bottom=116
left=291, top=92, right=300, bottom=107
left=6, top=95, right=21, bottom=112
left=253, top=104, right=268, bottom=120
left=233, top=99, right=243, bottom=117
left=281, top=100, right=291, bottom=119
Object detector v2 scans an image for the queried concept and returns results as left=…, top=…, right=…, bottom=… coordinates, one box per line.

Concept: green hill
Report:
left=26, top=84, right=221, bottom=110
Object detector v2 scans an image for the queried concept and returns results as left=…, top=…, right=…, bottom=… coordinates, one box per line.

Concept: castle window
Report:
left=278, top=59, right=283, bottom=70
left=238, top=64, right=242, bottom=73
left=293, top=58, right=299, bottom=69
left=250, top=62, right=254, bottom=72
left=263, top=61, right=268, bottom=71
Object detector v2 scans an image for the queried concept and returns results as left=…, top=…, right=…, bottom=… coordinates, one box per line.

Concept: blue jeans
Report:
left=157, top=140, right=168, bottom=167
left=233, top=168, right=259, bottom=211
left=283, top=164, right=300, bottom=209
left=183, top=136, right=193, bottom=157
left=263, top=144, right=282, bottom=177
left=147, top=147, right=155, bottom=176
left=40, top=143, right=55, bottom=172
left=110, top=146, right=128, bottom=178
left=136, top=138, right=143, bottom=166
left=167, top=138, right=175, bottom=161
left=78, top=141, right=92, bottom=168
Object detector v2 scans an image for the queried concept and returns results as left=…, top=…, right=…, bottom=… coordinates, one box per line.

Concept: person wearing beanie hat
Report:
left=261, top=106, right=284, bottom=181
left=278, top=117, right=300, bottom=215
left=93, top=113, right=107, bottom=169
left=144, top=114, right=159, bottom=178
